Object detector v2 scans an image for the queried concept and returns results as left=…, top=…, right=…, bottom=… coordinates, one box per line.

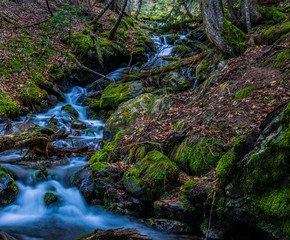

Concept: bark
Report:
left=45, top=0, right=54, bottom=17
left=109, top=0, right=129, bottom=40
left=201, top=0, right=235, bottom=56
left=91, top=0, right=114, bottom=24
left=134, top=0, right=143, bottom=19
left=227, top=0, right=238, bottom=24
left=244, top=0, right=252, bottom=33
left=124, top=54, right=202, bottom=81
left=240, top=0, right=261, bottom=28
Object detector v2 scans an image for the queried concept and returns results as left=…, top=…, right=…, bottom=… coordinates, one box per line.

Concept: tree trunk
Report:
left=134, top=0, right=143, bottom=19
left=109, top=0, right=129, bottom=40
left=227, top=0, right=238, bottom=24
left=244, top=0, right=252, bottom=33
left=91, top=0, right=114, bottom=24
left=240, top=0, right=261, bottom=29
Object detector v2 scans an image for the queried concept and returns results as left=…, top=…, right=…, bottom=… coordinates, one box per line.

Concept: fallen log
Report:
left=124, top=53, right=203, bottom=81
left=76, top=228, right=152, bottom=240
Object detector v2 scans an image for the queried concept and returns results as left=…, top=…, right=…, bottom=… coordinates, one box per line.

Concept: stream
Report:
left=0, top=34, right=201, bottom=240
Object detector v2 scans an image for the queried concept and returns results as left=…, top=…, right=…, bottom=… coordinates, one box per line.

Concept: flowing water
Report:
left=0, top=34, right=202, bottom=240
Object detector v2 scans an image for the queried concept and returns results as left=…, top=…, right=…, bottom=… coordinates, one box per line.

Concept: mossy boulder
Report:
left=61, top=104, right=79, bottom=118
left=44, top=192, right=60, bottom=207
left=100, top=81, right=145, bottom=109
left=172, top=137, right=223, bottom=176
left=166, top=34, right=181, bottom=45
left=123, top=151, right=179, bottom=201
left=162, top=71, right=191, bottom=91
left=262, top=21, right=290, bottom=44
left=172, top=45, right=191, bottom=55
left=257, top=6, right=287, bottom=24
left=0, top=165, right=19, bottom=206
left=91, top=162, right=108, bottom=172
left=274, top=48, right=290, bottom=68
left=65, top=34, right=93, bottom=61
left=104, top=93, right=155, bottom=140
left=0, top=94, right=21, bottom=119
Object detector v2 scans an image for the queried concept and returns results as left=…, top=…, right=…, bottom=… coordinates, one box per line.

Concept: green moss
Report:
left=0, top=95, right=21, bottom=119
left=127, top=18, right=135, bottom=27
left=181, top=180, right=196, bottom=212
left=124, top=151, right=179, bottom=200
left=100, top=81, right=144, bottom=109
left=89, top=130, right=128, bottom=163
left=65, top=34, right=93, bottom=57
left=31, top=72, right=53, bottom=89
left=216, top=139, right=242, bottom=185
left=257, top=6, right=287, bottom=24
left=173, top=138, right=222, bottom=176
left=172, top=45, right=191, bottom=54
left=61, top=104, right=79, bottom=118
left=234, top=86, right=255, bottom=100
left=264, top=57, right=271, bottom=66
left=216, top=197, right=225, bottom=217
left=91, top=162, right=108, bottom=172
left=17, top=82, right=48, bottom=104
left=281, top=103, right=290, bottom=126
left=133, top=47, right=145, bottom=55
left=274, top=49, right=290, bottom=68
left=264, top=21, right=290, bottom=44
left=253, top=184, right=289, bottom=219
left=44, top=192, right=59, bottom=207
left=222, top=18, right=246, bottom=56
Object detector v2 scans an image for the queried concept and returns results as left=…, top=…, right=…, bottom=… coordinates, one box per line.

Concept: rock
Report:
left=50, top=85, right=65, bottom=101
left=154, top=200, right=191, bottom=223
left=172, top=45, right=191, bottom=55
left=70, top=166, right=95, bottom=203
left=0, top=165, right=19, bottom=207
left=123, top=177, right=146, bottom=198
left=123, top=151, right=179, bottom=202
left=145, top=218, right=192, bottom=233
left=166, top=34, right=180, bottom=45
left=225, top=183, right=242, bottom=199
left=12, top=122, right=37, bottom=133
left=100, top=81, right=145, bottom=109
left=104, top=93, right=155, bottom=140
left=44, top=192, right=60, bottom=207
left=201, top=222, right=228, bottom=240
left=61, top=104, right=79, bottom=118
left=162, top=71, right=191, bottom=91
left=71, top=120, right=86, bottom=129
left=47, top=95, right=59, bottom=108
left=87, top=90, right=103, bottom=99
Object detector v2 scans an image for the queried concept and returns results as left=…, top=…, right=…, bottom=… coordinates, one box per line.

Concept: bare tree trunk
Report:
left=46, top=0, right=54, bottom=17
left=240, top=0, right=261, bottom=29
left=244, top=0, right=252, bottom=33
left=109, top=0, right=129, bottom=40
left=227, top=0, right=238, bottom=24
left=91, top=0, right=114, bottom=24
left=201, top=0, right=246, bottom=56
left=134, top=0, right=143, bottom=19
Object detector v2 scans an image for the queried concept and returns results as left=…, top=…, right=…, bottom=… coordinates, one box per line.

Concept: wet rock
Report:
left=162, top=71, right=191, bottom=91
left=87, top=90, right=103, bottom=99
left=47, top=95, right=59, bottom=108
left=100, top=81, right=145, bottom=109
left=145, top=218, right=192, bottom=233
left=29, top=170, right=47, bottom=184
left=61, top=104, right=79, bottom=118
left=104, top=93, right=155, bottom=140
left=44, top=192, right=60, bottom=207
left=12, top=122, right=37, bottom=133
left=201, top=222, right=228, bottom=240
left=70, top=166, right=95, bottom=203
left=0, top=165, right=19, bottom=207
left=71, top=120, right=87, bottom=129
left=166, top=34, right=180, bottom=45
left=123, top=177, right=146, bottom=198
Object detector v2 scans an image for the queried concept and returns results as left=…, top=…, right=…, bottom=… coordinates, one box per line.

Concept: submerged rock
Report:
left=71, top=120, right=87, bottom=129
left=61, top=104, right=79, bottom=118
left=44, top=192, right=60, bottom=207
left=104, top=93, right=155, bottom=140
left=0, top=165, right=19, bottom=207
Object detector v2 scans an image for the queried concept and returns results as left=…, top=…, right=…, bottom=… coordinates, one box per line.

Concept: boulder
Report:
left=162, top=71, right=191, bottom=91
left=0, top=165, right=19, bottom=207
left=166, top=34, right=180, bottom=45
left=145, top=218, right=192, bottom=233
left=12, top=122, right=37, bottom=133
left=104, top=93, right=155, bottom=140
left=123, top=151, right=179, bottom=202
left=100, top=81, right=145, bottom=109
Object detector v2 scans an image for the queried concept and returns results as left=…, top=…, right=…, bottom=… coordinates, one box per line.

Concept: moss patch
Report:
left=61, top=104, right=79, bottom=118
left=91, top=162, right=108, bottom=172
left=264, top=21, right=290, bottom=44
left=234, top=86, right=255, bottom=100
left=274, top=49, right=290, bottom=68
left=257, top=6, right=287, bottom=24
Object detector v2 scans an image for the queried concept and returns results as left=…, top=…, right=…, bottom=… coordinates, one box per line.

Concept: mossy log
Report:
left=124, top=54, right=202, bottom=81
left=76, top=228, right=152, bottom=240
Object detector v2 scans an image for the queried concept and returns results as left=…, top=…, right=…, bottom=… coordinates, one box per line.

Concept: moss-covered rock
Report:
left=172, top=45, right=191, bottom=55
left=234, top=86, right=255, bottom=100
left=166, top=34, right=180, bottom=45
left=100, top=81, right=145, bottom=109
left=65, top=34, right=93, bottom=59
left=221, top=18, right=246, bottom=56
left=61, top=104, right=79, bottom=118
left=44, top=192, right=60, bottom=207
left=172, top=137, right=223, bottom=176
left=104, top=93, right=155, bottom=139
left=162, top=71, right=191, bottom=91
left=17, top=82, right=48, bottom=105
left=257, top=6, right=287, bottom=24
left=263, top=21, right=290, bottom=44
left=274, top=48, right=290, bottom=68
left=91, top=162, right=108, bottom=172
left=0, top=92, right=21, bottom=119
left=0, top=165, right=19, bottom=206
left=71, top=120, right=87, bottom=129
left=123, top=151, right=179, bottom=201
